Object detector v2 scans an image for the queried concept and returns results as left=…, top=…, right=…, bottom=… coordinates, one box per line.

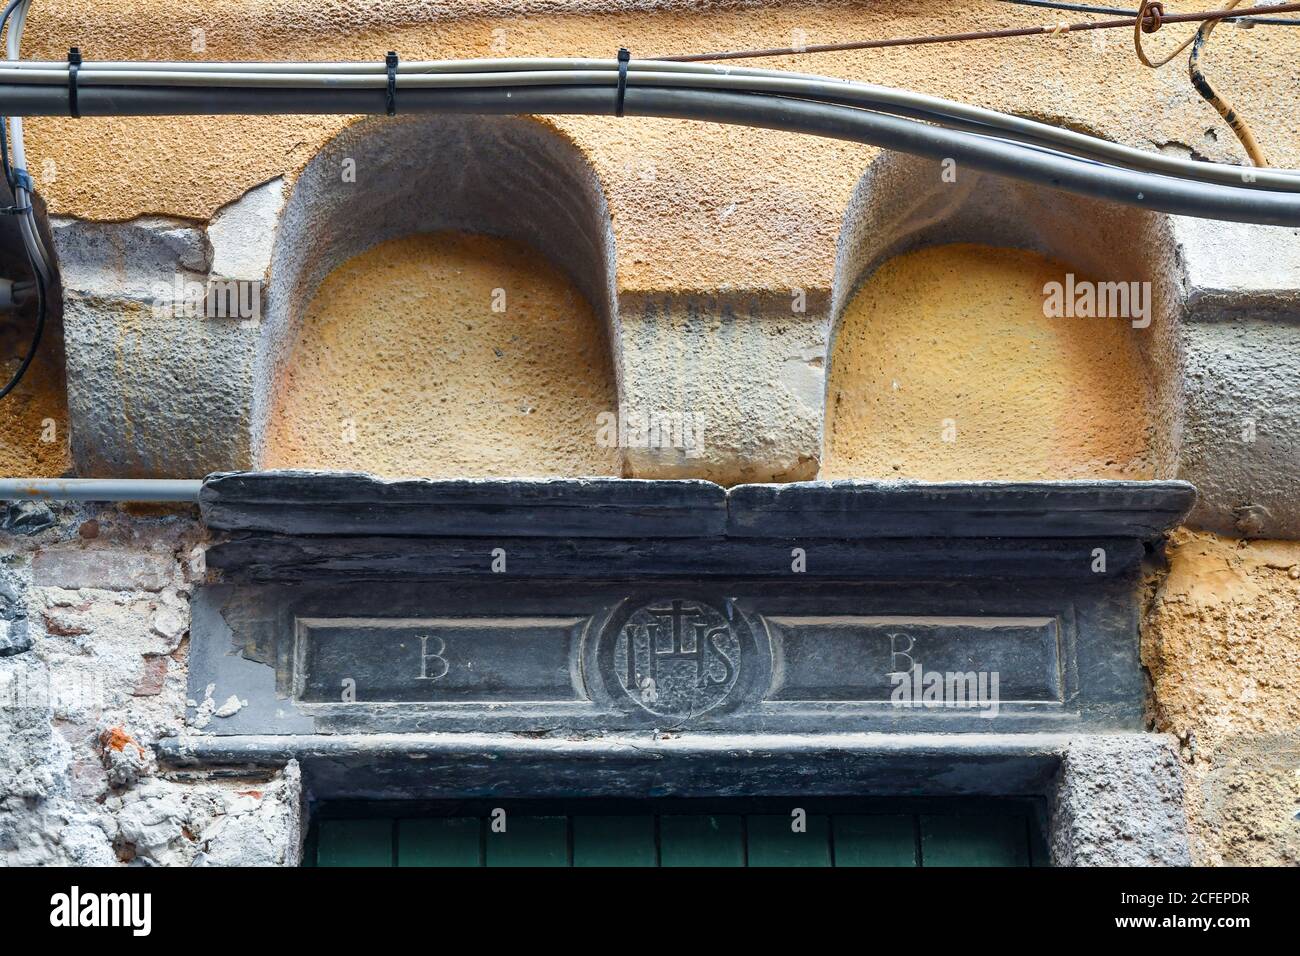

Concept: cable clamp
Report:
left=385, top=51, right=398, bottom=117
left=68, top=47, right=82, bottom=119
left=1, top=204, right=33, bottom=215
left=615, top=47, right=630, bottom=117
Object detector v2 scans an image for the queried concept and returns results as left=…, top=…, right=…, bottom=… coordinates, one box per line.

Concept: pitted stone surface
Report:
left=1178, top=321, right=1300, bottom=538
left=1050, top=734, right=1192, bottom=866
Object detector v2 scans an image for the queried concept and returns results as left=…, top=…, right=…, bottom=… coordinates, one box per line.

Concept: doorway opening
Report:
left=307, top=797, right=1048, bottom=867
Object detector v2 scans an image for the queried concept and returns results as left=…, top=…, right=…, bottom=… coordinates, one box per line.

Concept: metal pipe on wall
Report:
left=0, top=478, right=202, bottom=502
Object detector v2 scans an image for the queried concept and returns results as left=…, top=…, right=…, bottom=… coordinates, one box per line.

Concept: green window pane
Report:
left=920, top=814, right=1030, bottom=867
left=745, top=813, right=831, bottom=867
left=485, top=815, right=568, bottom=867
left=832, top=815, right=918, bottom=867
left=316, top=819, right=393, bottom=867
left=571, top=815, right=656, bottom=867
left=659, top=814, right=744, bottom=867
left=398, top=817, right=481, bottom=867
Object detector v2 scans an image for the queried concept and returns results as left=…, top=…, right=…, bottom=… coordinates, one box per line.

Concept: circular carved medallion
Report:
left=594, top=598, right=760, bottom=720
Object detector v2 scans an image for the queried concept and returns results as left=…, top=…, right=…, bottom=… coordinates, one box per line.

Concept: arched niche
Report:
left=253, top=113, right=621, bottom=477
left=823, top=150, right=1181, bottom=481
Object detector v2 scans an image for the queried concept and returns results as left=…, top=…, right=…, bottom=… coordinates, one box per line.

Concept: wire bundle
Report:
left=1, top=0, right=52, bottom=400
left=2, top=52, right=1299, bottom=225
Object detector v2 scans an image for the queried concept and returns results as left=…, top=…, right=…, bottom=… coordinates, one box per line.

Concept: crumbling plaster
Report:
left=1144, top=529, right=1300, bottom=866
left=0, top=502, right=303, bottom=866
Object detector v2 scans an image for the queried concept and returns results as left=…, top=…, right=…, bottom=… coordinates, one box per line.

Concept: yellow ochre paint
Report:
left=262, top=232, right=621, bottom=477
left=0, top=331, right=68, bottom=477
left=823, top=243, right=1155, bottom=481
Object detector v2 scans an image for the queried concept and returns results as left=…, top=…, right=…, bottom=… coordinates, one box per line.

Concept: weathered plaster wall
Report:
left=9, top=0, right=1297, bottom=499
left=0, top=325, right=68, bottom=478
left=0, top=504, right=301, bottom=865
left=20, top=0, right=1300, bottom=289
left=824, top=243, right=1156, bottom=480
left=264, top=232, right=620, bottom=476
left=1144, top=530, right=1300, bottom=866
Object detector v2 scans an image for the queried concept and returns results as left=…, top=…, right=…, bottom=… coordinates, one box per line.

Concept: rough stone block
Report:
left=1051, top=734, right=1191, bottom=866
left=32, top=548, right=173, bottom=592
left=1177, top=320, right=1300, bottom=538
left=615, top=292, right=826, bottom=484
left=1173, top=217, right=1300, bottom=318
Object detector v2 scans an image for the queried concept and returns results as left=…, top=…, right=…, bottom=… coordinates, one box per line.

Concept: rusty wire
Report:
left=1133, top=1, right=1197, bottom=67
left=653, top=2, right=1300, bottom=61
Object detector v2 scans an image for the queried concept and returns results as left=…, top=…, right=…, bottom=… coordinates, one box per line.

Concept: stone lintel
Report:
left=201, top=472, right=1195, bottom=543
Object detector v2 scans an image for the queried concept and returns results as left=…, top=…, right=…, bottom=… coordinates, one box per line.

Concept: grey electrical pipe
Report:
left=0, top=478, right=202, bottom=502
left=4, top=81, right=1291, bottom=225
left=9, top=53, right=1300, bottom=191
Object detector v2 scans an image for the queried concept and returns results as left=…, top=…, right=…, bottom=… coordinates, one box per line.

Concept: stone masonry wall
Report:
left=0, top=501, right=300, bottom=866
left=3, top=503, right=1298, bottom=865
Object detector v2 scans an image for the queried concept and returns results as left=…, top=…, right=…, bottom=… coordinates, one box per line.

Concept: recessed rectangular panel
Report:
left=832, top=815, right=918, bottom=867
left=316, top=819, right=392, bottom=867
left=745, top=814, right=831, bottom=867
left=659, top=815, right=745, bottom=867
left=767, top=615, right=1062, bottom=703
left=571, top=816, right=656, bottom=867
left=397, top=817, right=481, bottom=867
left=485, top=816, right=568, bottom=867
left=294, top=616, right=585, bottom=703
left=920, top=814, right=1031, bottom=867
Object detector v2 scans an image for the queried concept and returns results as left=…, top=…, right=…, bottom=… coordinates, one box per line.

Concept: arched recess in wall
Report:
left=255, top=114, right=621, bottom=478
left=822, top=149, right=1181, bottom=481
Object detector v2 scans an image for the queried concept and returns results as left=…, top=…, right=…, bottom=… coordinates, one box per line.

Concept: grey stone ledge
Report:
left=156, top=730, right=1177, bottom=806
left=200, top=472, right=1196, bottom=541
left=727, top=479, right=1196, bottom=539
left=201, top=472, right=727, bottom=537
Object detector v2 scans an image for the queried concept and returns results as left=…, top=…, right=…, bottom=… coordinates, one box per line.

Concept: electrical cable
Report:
left=650, top=1, right=1300, bottom=61
left=0, top=257, right=45, bottom=401
left=1189, top=4, right=1269, bottom=167
left=2, top=56, right=1298, bottom=191
left=1134, top=0, right=1200, bottom=67
left=3, top=0, right=53, bottom=287
left=1133, top=0, right=1268, bottom=166
left=0, top=0, right=53, bottom=402
left=6, top=75, right=1296, bottom=223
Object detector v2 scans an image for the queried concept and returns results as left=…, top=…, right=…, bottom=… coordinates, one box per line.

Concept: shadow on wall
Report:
left=0, top=184, right=68, bottom=478
left=255, top=114, right=621, bottom=478
left=822, top=151, right=1182, bottom=481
